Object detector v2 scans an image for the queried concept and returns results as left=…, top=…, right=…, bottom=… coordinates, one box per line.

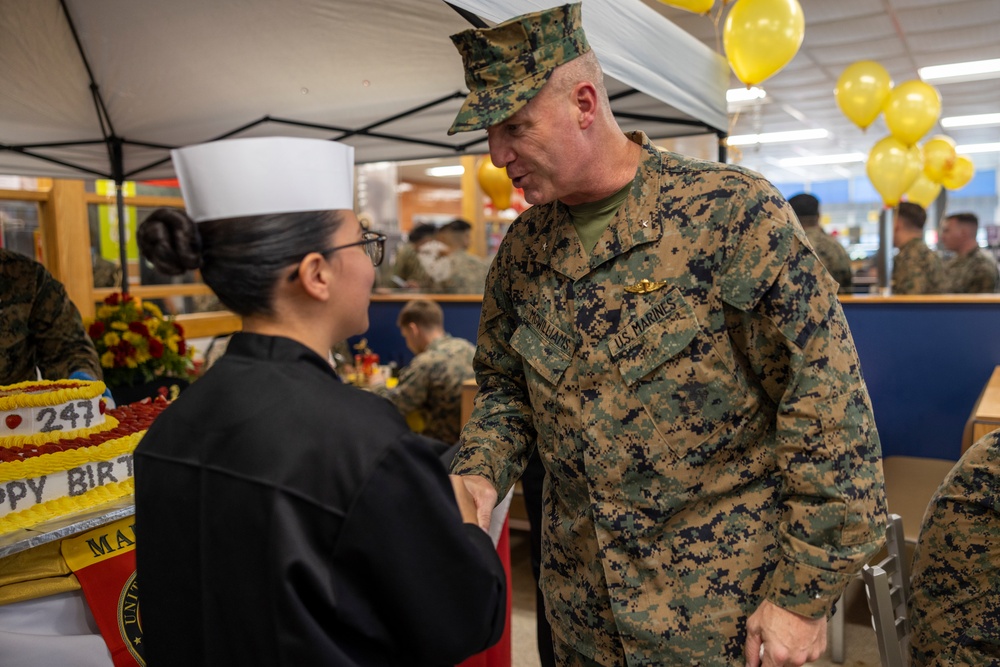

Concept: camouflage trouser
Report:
left=552, top=635, right=623, bottom=667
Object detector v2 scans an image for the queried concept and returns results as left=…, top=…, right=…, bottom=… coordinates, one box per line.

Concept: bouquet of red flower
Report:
left=87, top=293, right=196, bottom=388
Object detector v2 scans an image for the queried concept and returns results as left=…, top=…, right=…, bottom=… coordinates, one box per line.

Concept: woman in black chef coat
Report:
left=133, top=137, right=505, bottom=666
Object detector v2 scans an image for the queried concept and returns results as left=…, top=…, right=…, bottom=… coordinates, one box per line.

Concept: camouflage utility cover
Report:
left=452, top=133, right=887, bottom=664
left=0, top=248, right=102, bottom=384
left=909, top=430, right=1000, bottom=665
left=803, top=226, right=853, bottom=295
left=449, top=3, right=590, bottom=135
left=892, top=238, right=945, bottom=295
left=944, top=247, right=999, bottom=294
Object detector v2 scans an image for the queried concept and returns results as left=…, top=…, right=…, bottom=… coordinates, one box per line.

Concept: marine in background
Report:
left=0, top=247, right=103, bottom=385
left=940, top=211, right=999, bottom=293
left=373, top=299, right=476, bottom=447
left=891, top=202, right=945, bottom=295
left=788, top=193, right=853, bottom=294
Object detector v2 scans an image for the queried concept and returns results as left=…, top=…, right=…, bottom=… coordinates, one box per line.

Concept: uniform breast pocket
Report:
left=611, top=293, right=748, bottom=457
left=510, top=323, right=572, bottom=388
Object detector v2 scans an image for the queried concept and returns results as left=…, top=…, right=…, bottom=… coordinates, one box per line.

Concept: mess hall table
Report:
left=0, top=497, right=135, bottom=667
left=964, top=365, right=1000, bottom=455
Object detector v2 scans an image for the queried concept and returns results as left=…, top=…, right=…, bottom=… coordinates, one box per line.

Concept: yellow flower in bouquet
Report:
left=87, top=293, right=196, bottom=388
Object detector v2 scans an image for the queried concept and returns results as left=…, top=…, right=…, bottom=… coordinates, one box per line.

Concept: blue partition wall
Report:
left=363, top=298, right=1000, bottom=462
left=354, top=299, right=484, bottom=369
left=841, top=300, right=1000, bottom=461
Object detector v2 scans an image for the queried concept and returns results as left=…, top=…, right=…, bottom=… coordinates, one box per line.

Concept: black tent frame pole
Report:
left=445, top=2, right=489, bottom=28
left=0, top=0, right=731, bottom=299
left=110, top=137, right=130, bottom=296
left=60, top=0, right=131, bottom=294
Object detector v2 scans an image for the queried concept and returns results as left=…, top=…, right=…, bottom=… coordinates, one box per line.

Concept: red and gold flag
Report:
left=61, top=517, right=143, bottom=666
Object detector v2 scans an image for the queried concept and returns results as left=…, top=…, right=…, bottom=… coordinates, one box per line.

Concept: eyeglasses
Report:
left=288, top=231, right=387, bottom=281
left=329, top=231, right=386, bottom=267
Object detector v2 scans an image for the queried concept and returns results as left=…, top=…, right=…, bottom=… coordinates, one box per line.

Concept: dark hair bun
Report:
left=137, top=208, right=203, bottom=276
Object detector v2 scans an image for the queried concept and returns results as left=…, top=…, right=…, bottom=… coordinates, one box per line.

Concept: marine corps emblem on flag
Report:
left=117, top=570, right=144, bottom=665
left=62, top=517, right=144, bottom=666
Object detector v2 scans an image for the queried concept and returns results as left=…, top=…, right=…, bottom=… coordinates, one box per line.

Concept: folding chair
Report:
left=862, top=513, right=910, bottom=667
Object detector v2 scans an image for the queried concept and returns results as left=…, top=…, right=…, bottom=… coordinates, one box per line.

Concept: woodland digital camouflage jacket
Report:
left=944, top=247, right=999, bottom=294
left=453, top=133, right=887, bottom=665
left=0, top=248, right=102, bottom=384
left=892, top=237, right=945, bottom=295
left=803, top=226, right=853, bottom=295
left=909, top=430, right=1000, bottom=665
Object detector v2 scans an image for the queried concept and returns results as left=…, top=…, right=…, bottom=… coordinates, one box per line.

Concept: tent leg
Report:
left=116, top=181, right=129, bottom=295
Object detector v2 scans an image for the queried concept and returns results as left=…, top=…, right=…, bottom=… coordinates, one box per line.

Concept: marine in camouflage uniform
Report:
left=392, top=241, right=435, bottom=290
left=92, top=255, right=120, bottom=288
left=908, top=430, right=1000, bottom=665
left=0, top=248, right=102, bottom=384
left=458, top=132, right=886, bottom=665
left=377, top=334, right=476, bottom=445
left=803, top=226, right=852, bottom=294
left=944, top=248, right=999, bottom=293
left=442, top=251, right=489, bottom=294
left=891, top=203, right=945, bottom=296
left=789, top=194, right=852, bottom=295
left=891, top=238, right=946, bottom=295
left=446, top=6, right=887, bottom=664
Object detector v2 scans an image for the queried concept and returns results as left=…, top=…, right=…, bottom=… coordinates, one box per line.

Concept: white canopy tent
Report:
left=0, top=0, right=727, bottom=180
left=1, top=0, right=727, bottom=285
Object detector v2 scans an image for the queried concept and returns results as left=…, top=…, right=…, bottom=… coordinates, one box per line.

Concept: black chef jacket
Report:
left=134, top=333, right=506, bottom=666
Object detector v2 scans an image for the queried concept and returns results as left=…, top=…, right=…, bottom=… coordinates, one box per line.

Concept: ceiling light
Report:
left=778, top=153, right=866, bottom=167
left=425, top=165, right=464, bottom=177
left=941, top=113, right=1000, bottom=128
left=726, top=129, right=829, bottom=146
left=727, top=87, right=766, bottom=103
left=956, top=142, right=1000, bottom=154
left=918, top=58, right=1000, bottom=83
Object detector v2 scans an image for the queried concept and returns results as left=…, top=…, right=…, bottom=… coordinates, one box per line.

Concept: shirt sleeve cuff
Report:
left=766, top=554, right=855, bottom=619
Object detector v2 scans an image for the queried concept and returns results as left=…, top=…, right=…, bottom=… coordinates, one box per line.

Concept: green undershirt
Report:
left=567, top=180, right=631, bottom=255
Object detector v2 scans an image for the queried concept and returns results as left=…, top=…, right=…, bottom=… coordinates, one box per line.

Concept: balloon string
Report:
left=711, top=2, right=724, bottom=54
left=709, top=0, right=736, bottom=54
left=726, top=107, right=742, bottom=164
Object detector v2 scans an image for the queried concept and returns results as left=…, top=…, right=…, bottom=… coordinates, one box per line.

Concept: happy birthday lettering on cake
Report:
left=0, top=454, right=134, bottom=513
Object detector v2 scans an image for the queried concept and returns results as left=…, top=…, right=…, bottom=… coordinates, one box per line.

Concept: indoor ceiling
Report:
left=1, top=0, right=722, bottom=187
left=401, top=0, right=1000, bottom=188
left=645, top=0, right=1000, bottom=185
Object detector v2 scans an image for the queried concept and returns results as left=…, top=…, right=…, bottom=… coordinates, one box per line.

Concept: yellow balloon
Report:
left=904, top=172, right=942, bottom=209
left=882, top=80, right=941, bottom=146
left=656, top=0, right=714, bottom=13
left=834, top=61, right=892, bottom=130
left=866, top=136, right=923, bottom=206
left=477, top=157, right=513, bottom=210
left=941, top=155, right=975, bottom=191
left=922, top=135, right=957, bottom=183
left=723, top=0, right=805, bottom=87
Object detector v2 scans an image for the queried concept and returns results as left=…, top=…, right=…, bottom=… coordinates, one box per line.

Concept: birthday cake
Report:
left=0, top=379, right=169, bottom=535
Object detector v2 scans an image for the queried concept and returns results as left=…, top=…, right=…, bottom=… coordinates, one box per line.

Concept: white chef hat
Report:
left=171, top=137, right=355, bottom=223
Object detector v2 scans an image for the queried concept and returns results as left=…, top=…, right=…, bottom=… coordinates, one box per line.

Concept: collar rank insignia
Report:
left=624, top=278, right=668, bottom=294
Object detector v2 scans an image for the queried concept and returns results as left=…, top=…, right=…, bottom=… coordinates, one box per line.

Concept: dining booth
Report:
left=361, top=293, right=1000, bottom=463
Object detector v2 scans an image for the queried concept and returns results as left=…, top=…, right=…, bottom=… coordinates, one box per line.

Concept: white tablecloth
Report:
left=0, top=590, right=112, bottom=667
